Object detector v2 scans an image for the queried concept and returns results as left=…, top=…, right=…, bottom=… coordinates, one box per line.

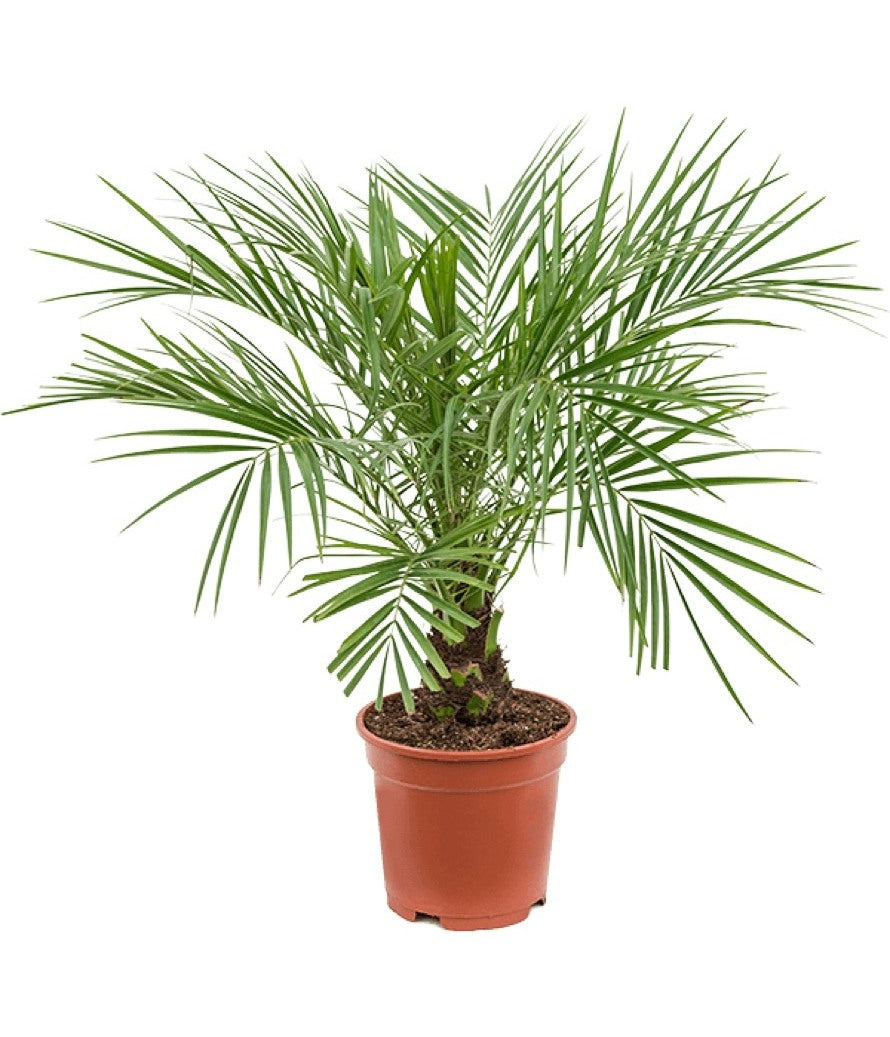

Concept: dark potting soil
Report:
left=363, top=689, right=571, bottom=751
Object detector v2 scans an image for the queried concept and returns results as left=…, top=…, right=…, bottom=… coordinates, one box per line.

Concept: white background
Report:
left=1, top=2, right=887, bottom=1034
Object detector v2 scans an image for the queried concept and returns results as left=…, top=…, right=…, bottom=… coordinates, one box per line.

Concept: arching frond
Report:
left=8, top=117, right=878, bottom=717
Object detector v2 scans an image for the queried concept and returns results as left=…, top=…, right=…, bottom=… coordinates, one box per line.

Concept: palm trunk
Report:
left=421, top=605, right=513, bottom=723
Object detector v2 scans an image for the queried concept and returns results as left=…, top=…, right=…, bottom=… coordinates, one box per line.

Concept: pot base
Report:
left=387, top=894, right=546, bottom=931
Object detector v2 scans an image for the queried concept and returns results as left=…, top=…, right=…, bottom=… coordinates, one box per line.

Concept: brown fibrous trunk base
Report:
left=417, top=603, right=514, bottom=725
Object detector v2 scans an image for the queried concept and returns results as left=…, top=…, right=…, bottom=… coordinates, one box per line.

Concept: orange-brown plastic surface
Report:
left=356, top=692, right=577, bottom=930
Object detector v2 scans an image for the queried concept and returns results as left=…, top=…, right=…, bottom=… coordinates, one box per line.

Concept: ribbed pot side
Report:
left=356, top=692, right=577, bottom=931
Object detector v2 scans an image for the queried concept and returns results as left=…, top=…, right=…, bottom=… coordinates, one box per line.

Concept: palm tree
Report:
left=9, top=117, right=876, bottom=722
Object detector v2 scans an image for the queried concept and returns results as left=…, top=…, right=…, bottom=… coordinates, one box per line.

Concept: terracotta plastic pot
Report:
left=356, top=692, right=577, bottom=931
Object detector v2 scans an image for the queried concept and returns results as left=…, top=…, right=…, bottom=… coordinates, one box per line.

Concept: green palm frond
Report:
left=7, top=116, right=879, bottom=718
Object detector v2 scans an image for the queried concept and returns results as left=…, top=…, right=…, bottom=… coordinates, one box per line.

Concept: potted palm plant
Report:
left=6, top=118, right=874, bottom=929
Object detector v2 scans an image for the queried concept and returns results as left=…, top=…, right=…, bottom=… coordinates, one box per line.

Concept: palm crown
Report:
left=11, top=118, right=875, bottom=721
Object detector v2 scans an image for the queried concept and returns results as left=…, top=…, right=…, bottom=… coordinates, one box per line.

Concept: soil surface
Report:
left=363, top=689, right=572, bottom=751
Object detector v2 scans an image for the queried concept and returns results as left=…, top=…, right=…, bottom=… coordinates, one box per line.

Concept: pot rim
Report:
left=355, top=688, right=577, bottom=762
